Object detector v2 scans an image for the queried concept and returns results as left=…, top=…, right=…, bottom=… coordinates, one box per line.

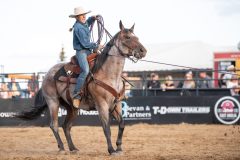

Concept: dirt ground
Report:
left=0, top=124, right=239, bottom=160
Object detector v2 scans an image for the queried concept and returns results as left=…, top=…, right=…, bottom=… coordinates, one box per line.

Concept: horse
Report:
left=16, top=20, right=147, bottom=155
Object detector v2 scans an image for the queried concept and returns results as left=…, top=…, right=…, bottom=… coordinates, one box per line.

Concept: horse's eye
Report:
left=125, top=36, right=131, bottom=39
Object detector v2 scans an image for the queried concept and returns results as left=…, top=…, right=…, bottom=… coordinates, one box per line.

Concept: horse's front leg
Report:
left=112, top=102, right=125, bottom=154
left=97, top=102, right=116, bottom=155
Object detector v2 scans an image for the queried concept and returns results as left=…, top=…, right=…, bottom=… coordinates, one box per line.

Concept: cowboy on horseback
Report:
left=16, top=16, right=147, bottom=154
left=69, top=6, right=102, bottom=108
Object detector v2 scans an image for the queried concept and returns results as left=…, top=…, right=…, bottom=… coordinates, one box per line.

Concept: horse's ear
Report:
left=129, top=23, right=135, bottom=33
left=119, top=20, right=124, bottom=31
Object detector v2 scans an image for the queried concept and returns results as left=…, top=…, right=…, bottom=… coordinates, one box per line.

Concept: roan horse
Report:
left=16, top=21, right=147, bottom=155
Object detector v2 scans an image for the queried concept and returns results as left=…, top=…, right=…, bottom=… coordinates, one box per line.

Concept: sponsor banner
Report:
left=58, top=108, right=98, bottom=117
left=214, top=96, right=240, bottom=125
left=122, top=101, right=152, bottom=120
left=125, top=96, right=214, bottom=124
left=152, top=106, right=210, bottom=115
left=0, top=96, right=240, bottom=126
left=0, top=112, right=15, bottom=118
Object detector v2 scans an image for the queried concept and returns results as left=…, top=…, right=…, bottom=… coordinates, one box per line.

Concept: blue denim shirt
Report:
left=72, top=17, right=97, bottom=51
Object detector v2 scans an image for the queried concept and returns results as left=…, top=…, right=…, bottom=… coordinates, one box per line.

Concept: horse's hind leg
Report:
left=112, top=102, right=125, bottom=154
left=48, top=98, right=65, bottom=151
left=62, top=104, right=79, bottom=152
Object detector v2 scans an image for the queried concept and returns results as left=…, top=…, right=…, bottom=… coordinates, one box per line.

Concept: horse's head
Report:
left=115, top=20, right=147, bottom=60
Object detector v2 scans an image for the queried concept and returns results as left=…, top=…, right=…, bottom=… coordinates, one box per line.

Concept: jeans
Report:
left=74, top=50, right=91, bottom=95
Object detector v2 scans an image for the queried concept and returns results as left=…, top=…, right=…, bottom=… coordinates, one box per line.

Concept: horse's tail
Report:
left=15, top=88, right=48, bottom=120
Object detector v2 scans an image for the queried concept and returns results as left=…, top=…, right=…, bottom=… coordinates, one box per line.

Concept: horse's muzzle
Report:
left=133, top=46, right=147, bottom=59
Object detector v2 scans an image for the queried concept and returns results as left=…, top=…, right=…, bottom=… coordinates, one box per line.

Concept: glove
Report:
left=98, top=44, right=104, bottom=50
left=93, top=44, right=104, bottom=54
left=92, top=15, right=98, bottom=20
left=92, top=15, right=101, bottom=20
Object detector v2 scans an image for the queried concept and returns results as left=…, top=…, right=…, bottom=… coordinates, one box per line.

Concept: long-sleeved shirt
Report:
left=72, top=17, right=97, bottom=51
left=197, top=76, right=213, bottom=88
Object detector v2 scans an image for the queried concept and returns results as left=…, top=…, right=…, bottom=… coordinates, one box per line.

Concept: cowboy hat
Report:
left=69, top=6, right=91, bottom=18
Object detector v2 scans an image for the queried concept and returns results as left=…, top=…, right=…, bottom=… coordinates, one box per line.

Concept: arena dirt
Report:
left=0, top=124, right=239, bottom=160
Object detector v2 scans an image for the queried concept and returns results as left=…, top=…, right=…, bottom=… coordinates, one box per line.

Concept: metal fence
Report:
left=0, top=69, right=238, bottom=99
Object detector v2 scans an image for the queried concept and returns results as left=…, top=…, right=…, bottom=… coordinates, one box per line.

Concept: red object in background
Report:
left=213, top=51, right=240, bottom=87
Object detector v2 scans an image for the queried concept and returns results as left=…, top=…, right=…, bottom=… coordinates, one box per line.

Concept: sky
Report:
left=0, top=0, right=240, bottom=73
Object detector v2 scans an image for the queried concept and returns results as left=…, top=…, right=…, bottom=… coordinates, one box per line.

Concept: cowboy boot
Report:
left=72, top=93, right=81, bottom=109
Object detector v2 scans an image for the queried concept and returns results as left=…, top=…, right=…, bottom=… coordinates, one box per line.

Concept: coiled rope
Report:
left=90, top=15, right=112, bottom=46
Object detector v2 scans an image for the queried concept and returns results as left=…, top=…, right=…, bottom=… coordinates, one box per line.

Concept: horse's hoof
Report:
left=116, top=150, right=123, bottom=155
left=110, top=151, right=122, bottom=156
left=70, top=149, right=79, bottom=154
left=58, top=150, right=67, bottom=155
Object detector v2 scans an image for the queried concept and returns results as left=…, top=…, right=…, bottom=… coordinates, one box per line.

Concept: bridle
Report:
left=111, top=38, right=141, bottom=63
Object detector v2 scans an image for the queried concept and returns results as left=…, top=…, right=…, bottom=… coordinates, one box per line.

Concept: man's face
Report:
left=77, top=14, right=87, bottom=23
left=185, top=74, right=192, bottom=80
left=151, top=74, right=159, bottom=81
left=233, top=86, right=240, bottom=94
left=199, top=72, right=206, bottom=78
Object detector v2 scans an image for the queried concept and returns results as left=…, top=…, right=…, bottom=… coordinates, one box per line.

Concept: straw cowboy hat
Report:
left=69, top=6, right=91, bottom=18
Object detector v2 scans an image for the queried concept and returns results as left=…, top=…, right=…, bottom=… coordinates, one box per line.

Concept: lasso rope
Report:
left=138, top=59, right=239, bottom=77
left=90, top=15, right=112, bottom=46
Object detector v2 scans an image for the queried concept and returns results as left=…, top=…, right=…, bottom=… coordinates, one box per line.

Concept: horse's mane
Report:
left=91, top=32, right=120, bottom=74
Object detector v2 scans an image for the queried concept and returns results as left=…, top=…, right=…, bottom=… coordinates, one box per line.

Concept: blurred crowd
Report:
left=0, top=75, right=39, bottom=99
left=1, top=65, right=239, bottom=99
left=122, top=64, right=240, bottom=97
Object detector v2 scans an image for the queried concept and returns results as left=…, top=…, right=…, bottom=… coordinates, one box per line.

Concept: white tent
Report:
left=124, top=41, right=237, bottom=71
